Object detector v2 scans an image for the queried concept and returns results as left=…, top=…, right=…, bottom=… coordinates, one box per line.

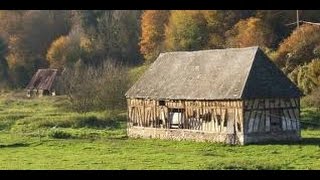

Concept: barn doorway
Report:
left=169, top=108, right=184, bottom=129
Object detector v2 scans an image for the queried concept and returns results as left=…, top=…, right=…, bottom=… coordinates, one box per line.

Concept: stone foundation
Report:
left=244, top=131, right=301, bottom=144
left=128, top=126, right=244, bottom=145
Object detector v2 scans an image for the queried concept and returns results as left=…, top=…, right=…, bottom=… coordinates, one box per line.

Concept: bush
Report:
left=302, top=87, right=320, bottom=110
left=48, top=129, right=72, bottom=139
left=73, top=115, right=119, bottom=129
left=59, top=60, right=131, bottom=112
left=205, top=160, right=283, bottom=170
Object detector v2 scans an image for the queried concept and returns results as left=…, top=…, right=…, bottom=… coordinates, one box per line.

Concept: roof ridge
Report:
left=159, top=46, right=259, bottom=56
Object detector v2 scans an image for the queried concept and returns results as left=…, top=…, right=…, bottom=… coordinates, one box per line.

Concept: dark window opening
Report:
left=270, top=109, right=282, bottom=131
left=217, top=115, right=221, bottom=126
left=203, top=113, right=212, bottom=122
left=159, top=101, right=165, bottom=106
left=193, top=110, right=197, bottom=117
left=269, top=99, right=275, bottom=103
left=171, top=108, right=183, bottom=112
left=43, top=90, right=50, bottom=95
left=223, top=119, right=227, bottom=127
left=283, top=99, right=290, bottom=103
left=237, top=122, right=241, bottom=132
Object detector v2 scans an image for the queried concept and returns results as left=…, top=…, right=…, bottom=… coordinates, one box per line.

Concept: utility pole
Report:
left=297, top=10, right=300, bottom=29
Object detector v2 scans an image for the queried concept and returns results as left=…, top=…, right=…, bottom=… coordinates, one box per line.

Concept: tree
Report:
left=203, top=10, right=253, bottom=48
left=303, top=87, right=320, bottom=111
left=46, top=29, right=92, bottom=70
left=164, top=10, right=208, bottom=51
left=226, top=17, right=274, bottom=49
left=2, top=10, right=72, bottom=86
left=140, top=10, right=169, bottom=63
left=255, top=10, right=296, bottom=48
left=274, top=24, right=320, bottom=73
left=289, top=59, right=320, bottom=95
left=72, top=10, right=142, bottom=65
left=46, top=36, right=70, bottom=69
left=0, top=37, right=9, bottom=88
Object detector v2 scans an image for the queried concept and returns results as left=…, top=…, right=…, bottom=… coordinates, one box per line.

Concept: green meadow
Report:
left=0, top=92, right=319, bottom=170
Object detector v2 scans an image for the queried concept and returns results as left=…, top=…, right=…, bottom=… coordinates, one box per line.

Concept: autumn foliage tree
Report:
left=274, top=24, right=320, bottom=73
left=46, top=29, right=93, bottom=70
left=202, top=10, right=253, bottom=49
left=72, top=10, right=141, bottom=65
left=164, top=10, right=208, bottom=51
left=226, top=17, right=274, bottom=49
left=0, top=10, right=71, bottom=86
left=47, top=36, right=70, bottom=69
left=139, top=10, right=169, bottom=63
left=290, top=59, right=320, bottom=95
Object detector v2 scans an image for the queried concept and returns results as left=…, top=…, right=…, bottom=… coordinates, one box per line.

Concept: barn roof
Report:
left=126, top=47, right=302, bottom=100
left=26, top=69, right=58, bottom=90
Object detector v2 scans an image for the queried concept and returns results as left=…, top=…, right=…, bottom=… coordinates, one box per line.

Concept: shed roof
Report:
left=126, top=47, right=302, bottom=100
left=26, top=69, right=58, bottom=90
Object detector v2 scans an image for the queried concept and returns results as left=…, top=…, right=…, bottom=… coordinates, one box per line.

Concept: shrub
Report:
left=48, top=129, right=72, bottom=139
left=73, top=115, right=118, bottom=129
left=288, top=59, right=320, bottom=95
left=59, top=60, right=130, bottom=112
left=302, top=87, right=320, bottom=111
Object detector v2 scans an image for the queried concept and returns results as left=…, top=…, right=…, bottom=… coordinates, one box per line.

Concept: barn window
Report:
left=159, top=101, right=165, bottom=106
left=169, top=108, right=184, bottom=129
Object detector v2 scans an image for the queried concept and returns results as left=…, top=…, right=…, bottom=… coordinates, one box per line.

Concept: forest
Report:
left=0, top=10, right=320, bottom=109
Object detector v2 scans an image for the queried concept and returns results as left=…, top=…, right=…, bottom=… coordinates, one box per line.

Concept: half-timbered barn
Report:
left=125, top=46, right=302, bottom=144
left=26, top=69, right=59, bottom=97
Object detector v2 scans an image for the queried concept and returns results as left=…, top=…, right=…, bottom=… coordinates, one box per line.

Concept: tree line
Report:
left=0, top=10, right=320, bottom=109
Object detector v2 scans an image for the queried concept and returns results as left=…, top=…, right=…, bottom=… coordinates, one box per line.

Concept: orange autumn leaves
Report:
left=139, top=10, right=274, bottom=63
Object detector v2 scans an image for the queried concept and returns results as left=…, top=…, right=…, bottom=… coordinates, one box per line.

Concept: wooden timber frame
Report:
left=127, top=98, right=301, bottom=145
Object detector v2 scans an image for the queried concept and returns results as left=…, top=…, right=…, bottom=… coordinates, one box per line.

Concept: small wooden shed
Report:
left=26, top=69, right=58, bottom=97
left=125, top=47, right=303, bottom=145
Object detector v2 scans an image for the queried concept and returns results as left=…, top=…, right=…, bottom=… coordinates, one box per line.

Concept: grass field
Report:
left=0, top=92, right=320, bottom=169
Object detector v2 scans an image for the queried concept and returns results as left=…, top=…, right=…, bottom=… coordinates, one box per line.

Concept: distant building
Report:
left=26, top=69, right=58, bottom=97
left=125, top=47, right=303, bottom=145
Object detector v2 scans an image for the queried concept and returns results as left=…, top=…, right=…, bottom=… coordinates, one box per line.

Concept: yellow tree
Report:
left=46, top=36, right=70, bottom=70
left=201, top=10, right=253, bottom=49
left=139, top=10, right=169, bottom=63
left=226, top=17, right=274, bottom=49
left=164, top=10, right=208, bottom=51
